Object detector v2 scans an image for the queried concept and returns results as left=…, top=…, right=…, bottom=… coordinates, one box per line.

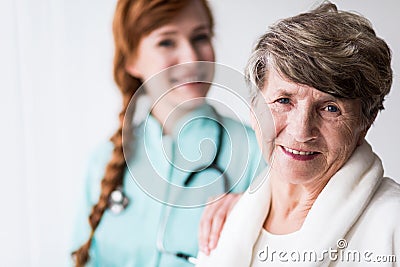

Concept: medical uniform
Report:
left=71, top=104, right=265, bottom=267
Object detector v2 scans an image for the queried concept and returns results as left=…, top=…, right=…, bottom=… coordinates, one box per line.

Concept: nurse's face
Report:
left=126, top=0, right=215, bottom=110
left=254, top=67, right=365, bottom=185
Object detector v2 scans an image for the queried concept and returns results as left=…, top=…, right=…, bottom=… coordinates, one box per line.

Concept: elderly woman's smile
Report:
left=260, top=68, right=364, bottom=185
left=280, top=146, right=319, bottom=160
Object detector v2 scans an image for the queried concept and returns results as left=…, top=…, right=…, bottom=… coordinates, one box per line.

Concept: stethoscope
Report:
left=108, top=186, right=129, bottom=214
left=107, top=110, right=229, bottom=264
left=108, top=110, right=229, bottom=214
left=155, top=112, right=229, bottom=265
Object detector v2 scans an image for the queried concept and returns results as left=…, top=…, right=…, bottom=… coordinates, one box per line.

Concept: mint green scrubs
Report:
left=71, top=104, right=265, bottom=267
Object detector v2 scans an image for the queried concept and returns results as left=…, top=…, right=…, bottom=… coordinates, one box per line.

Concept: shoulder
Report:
left=372, top=177, right=400, bottom=209
left=219, top=116, right=257, bottom=146
left=86, top=141, right=114, bottom=175
left=83, top=141, right=114, bottom=201
left=349, top=177, right=400, bottom=252
left=219, top=115, right=266, bottom=188
left=219, top=115, right=261, bottom=158
left=70, top=141, right=115, bottom=253
left=364, top=177, right=400, bottom=228
left=220, top=116, right=254, bottom=135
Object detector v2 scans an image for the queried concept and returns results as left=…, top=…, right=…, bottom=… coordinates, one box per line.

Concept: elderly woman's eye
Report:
left=324, top=105, right=339, bottom=113
left=277, top=98, right=290, bottom=104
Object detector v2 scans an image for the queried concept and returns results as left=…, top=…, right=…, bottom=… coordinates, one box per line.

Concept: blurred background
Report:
left=1, top=0, right=398, bottom=266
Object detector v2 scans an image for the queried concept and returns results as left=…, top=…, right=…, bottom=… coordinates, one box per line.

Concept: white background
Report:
left=1, top=0, right=399, bottom=266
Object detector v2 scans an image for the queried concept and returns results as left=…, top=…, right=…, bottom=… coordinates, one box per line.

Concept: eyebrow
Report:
left=156, top=24, right=210, bottom=36
left=157, top=30, right=177, bottom=36
left=192, top=25, right=210, bottom=32
left=272, top=88, right=341, bottom=102
left=272, top=88, right=295, bottom=97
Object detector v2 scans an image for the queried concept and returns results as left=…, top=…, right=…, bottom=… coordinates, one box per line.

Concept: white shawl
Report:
left=196, top=141, right=385, bottom=267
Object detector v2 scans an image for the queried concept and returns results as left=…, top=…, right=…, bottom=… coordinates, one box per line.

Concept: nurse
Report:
left=70, top=0, right=264, bottom=266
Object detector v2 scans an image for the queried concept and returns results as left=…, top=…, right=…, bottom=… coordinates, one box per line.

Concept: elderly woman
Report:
left=196, top=2, right=400, bottom=266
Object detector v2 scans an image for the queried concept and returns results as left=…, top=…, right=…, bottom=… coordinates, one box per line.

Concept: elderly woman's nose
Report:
left=287, top=109, right=318, bottom=142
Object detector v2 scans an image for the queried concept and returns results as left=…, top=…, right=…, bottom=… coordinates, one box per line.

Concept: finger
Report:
left=198, top=212, right=211, bottom=254
left=208, top=207, right=226, bottom=249
left=208, top=194, right=242, bottom=249
left=207, top=194, right=235, bottom=249
left=198, top=196, right=223, bottom=254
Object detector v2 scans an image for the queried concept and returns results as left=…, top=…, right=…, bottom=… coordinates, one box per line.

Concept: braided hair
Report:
left=71, top=0, right=214, bottom=265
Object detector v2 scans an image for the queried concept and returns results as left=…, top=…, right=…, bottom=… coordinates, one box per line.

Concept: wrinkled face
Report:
left=253, top=67, right=365, bottom=185
left=126, top=0, right=215, bottom=110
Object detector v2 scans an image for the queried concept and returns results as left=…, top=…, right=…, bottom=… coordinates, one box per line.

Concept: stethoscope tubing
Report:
left=109, top=108, right=228, bottom=213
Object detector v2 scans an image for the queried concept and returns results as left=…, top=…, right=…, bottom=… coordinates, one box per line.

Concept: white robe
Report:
left=196, top=141, right=400, bottom=266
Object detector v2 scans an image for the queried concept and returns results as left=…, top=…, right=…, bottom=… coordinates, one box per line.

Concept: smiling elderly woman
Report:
left=196, top=2, right=400, bottom=267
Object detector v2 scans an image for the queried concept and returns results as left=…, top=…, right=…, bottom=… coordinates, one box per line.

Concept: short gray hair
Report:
left=246, top=1, right=392, bottom=129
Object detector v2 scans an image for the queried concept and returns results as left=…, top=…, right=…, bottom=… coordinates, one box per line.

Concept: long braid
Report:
left=72, top=91, right=137, bottom=266
left=72, top=0, right=213, bottom=265
left=72, top=70, right=138, bottom=265
left=71, top=1, right=140, bottom=265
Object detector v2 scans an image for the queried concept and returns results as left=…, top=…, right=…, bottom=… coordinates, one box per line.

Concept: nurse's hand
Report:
left=198, top=193, right=242, bottom=255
